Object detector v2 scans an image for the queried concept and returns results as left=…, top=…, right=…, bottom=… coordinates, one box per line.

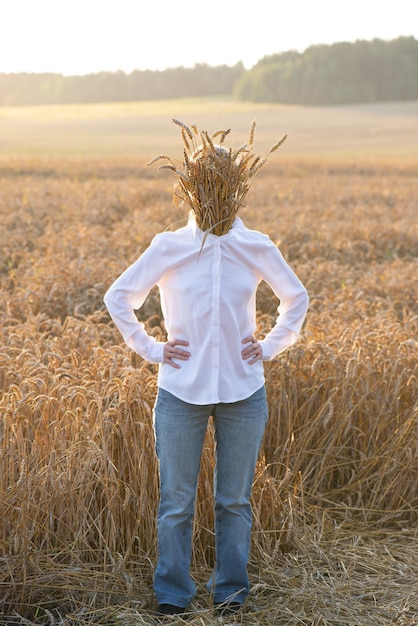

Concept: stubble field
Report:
left=0, top=99, right=417, bottom=625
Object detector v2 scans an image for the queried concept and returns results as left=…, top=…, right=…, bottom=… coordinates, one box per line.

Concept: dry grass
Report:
left=1, top=155, right=417, bottom=625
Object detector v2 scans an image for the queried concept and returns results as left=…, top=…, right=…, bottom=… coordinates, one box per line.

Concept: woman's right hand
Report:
left=163, top=339, right=191, bottom=369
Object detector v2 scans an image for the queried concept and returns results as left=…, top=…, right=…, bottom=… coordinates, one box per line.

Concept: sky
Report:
left=1, top=0, right=417, bottom=76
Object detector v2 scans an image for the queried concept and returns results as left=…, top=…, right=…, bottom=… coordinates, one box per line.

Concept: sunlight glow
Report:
left=1, top=0, right=417, bottom=75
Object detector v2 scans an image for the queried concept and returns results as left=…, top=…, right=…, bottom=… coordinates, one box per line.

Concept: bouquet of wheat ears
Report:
left=147, top=119, right=287, bottom=237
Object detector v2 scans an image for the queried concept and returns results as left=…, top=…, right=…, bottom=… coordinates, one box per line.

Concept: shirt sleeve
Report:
left=256, top=238, right=309, bottom=360
left=103, top=236, right=166, bottom=363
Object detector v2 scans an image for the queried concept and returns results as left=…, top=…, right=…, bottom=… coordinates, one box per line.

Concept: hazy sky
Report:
left=1, top=0, right=417, bottom=75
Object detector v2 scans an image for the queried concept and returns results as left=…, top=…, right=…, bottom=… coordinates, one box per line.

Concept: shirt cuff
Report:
left=259, top=329, right=298, bottom=361
left=146, top=341, right=165, bottom=364
left=258, top=338, right=274, bottom=361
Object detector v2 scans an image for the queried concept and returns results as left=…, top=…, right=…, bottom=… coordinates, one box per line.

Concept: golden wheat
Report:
left=1, top=156, right=417, bottom=624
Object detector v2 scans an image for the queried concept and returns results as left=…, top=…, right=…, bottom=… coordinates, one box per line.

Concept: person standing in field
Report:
left=103, top=119, right=309, bottom=619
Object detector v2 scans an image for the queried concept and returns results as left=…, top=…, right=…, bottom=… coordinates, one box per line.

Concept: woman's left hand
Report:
left=241, top=336, right=263, bottom=365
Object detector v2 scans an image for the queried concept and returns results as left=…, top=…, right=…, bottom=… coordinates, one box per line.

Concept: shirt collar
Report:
left=189, top=216, right=245, bottom=240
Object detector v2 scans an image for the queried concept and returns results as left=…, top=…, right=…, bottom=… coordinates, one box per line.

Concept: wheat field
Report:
left=1, top=100, right=418, bottom=625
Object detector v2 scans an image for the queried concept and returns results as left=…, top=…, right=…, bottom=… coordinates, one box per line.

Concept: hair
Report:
left=147, top=119, right=287, bottom=236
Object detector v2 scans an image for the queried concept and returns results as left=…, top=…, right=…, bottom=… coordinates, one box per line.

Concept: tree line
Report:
left=235, top=36, right=418, bottom=105
left=0, top=63, right=244, bottom=106
left=1, top=37, right=417, bottom=107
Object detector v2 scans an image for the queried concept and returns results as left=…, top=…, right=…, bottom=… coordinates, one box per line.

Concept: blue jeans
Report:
left=152, top=386, right=268, bottom=607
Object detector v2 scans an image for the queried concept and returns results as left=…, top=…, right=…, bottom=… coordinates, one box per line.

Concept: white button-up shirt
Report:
left=104, top=217, right=309, bottom=405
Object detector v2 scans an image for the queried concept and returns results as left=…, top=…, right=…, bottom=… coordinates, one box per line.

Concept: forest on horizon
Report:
left=1, top=36, right=417, bottom=107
